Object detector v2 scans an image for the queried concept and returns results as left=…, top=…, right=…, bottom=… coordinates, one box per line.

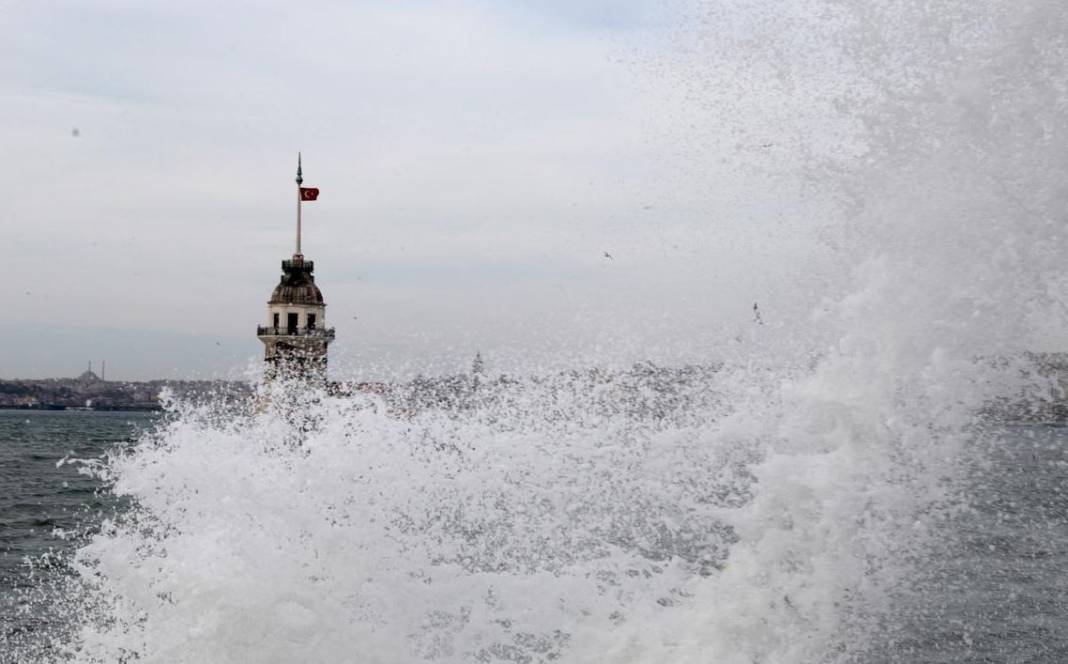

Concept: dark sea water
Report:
left=0, top=410, right=1065, bottom=662
left=0, top=410, right=159, bottom=656
left=865, top=424, right=1068, bottom=663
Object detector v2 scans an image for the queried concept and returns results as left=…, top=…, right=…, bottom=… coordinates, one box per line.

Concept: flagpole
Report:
left=295, top=152, right=303, bottom=257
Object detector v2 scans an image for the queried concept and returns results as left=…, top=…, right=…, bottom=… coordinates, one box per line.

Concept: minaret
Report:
left=256, top=154, right=335, bottom=383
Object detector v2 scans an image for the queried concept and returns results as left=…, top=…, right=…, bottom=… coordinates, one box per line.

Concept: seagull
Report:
left=71, top=127, right=80, bottom=138
left=760, top=142, right=773, bottom=148
left=603, top=251, right=614, bottom=260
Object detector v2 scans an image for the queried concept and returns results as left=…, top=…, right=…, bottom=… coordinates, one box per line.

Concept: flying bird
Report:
left=71, top=127, right=80, bottom=138
left=603, top=251, right=614, bottom=260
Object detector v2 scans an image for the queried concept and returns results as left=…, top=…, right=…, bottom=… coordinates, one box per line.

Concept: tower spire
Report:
left=295, top=152, right=303, bottom=257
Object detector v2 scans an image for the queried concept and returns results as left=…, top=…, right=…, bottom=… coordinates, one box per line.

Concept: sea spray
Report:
left=22, top=353, right=1044, bottom=663
left=39, top=375, right=737, bottom=663
left=603, top=0, right=1068, bottom=661
left=8, top=1, right=1068, bottom=662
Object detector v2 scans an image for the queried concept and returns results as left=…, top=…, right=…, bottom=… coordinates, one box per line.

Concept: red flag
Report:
left=300, top=187, right=320, bottom=201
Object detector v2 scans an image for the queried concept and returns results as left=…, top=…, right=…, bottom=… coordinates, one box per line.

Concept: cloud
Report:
left=1, top=1, right=832, bottom=380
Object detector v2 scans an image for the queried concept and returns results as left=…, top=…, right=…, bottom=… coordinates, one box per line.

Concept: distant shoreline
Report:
left=0, top=378, right=250, bottom=412
left=0, top=405, right=162, bottom=413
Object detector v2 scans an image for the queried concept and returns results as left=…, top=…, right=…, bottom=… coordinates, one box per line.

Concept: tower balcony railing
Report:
left=257, top=326, right=335, bottom=339
left=282, top=259, right=314, bottom=272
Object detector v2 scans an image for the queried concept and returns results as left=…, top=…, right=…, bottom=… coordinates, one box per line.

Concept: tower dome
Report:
left=269, top=257, right=325, bottom=305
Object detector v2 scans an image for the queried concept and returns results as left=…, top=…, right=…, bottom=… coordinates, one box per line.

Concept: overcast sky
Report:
left=1, top=0, right=840, bottom=381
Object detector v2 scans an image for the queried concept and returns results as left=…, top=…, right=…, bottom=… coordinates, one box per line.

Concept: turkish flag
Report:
left=300, top=187, right=320, bottom=201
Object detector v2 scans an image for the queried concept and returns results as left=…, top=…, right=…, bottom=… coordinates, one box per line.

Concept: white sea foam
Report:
left=14, top=1, right=1068, bottom=662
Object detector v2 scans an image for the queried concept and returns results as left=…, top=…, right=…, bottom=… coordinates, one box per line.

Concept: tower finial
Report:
left=295, top=152, right=304, bottom=256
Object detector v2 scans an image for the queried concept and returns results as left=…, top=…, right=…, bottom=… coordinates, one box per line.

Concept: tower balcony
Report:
left=282, top=259, right=314, bottom=272
left=257, top=326, right=335, bottom=339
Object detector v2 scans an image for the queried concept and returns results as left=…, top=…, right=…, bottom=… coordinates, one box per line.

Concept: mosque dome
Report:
left=268, top=257, right=325, bottom=305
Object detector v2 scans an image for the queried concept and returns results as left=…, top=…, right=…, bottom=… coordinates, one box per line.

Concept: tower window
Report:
left=273, top=313, right=280, bottom=329
left=287, top=313, right=298, bottom=334
left=307, top=313, right=316, bottom=330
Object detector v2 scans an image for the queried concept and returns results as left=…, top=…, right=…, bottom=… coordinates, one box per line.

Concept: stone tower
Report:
left=257, top=154, right=335, bottom=382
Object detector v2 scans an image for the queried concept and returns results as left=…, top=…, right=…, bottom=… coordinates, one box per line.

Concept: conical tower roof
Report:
left=269, top=257, right=324, bottom=305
